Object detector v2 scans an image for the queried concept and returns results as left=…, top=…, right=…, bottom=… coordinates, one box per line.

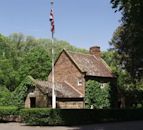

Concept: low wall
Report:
left=0, top=115, right=22, bottom=122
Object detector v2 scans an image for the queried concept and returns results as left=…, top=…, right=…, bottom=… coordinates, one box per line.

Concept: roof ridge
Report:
left=66, top=50, right=92, bottom=56
left=64, top=81, right=83, bottom=97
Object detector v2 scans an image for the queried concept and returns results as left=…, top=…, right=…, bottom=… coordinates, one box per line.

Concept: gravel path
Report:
left=0, top=120, right=143, bottom=130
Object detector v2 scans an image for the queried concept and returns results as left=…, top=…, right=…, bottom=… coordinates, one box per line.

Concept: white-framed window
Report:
left=77, top=78, right=83, bottom=86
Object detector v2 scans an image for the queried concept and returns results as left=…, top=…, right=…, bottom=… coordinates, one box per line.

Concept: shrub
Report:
left=0, top=106, right=18, bottom=115
left=20, top=108, right=143, bottom=126
left=21, top=108, right=65, bottom=126
left=0, top=86, right=13, bottom=106
left=0, top=106, right=19, bottom=122
left=20, top=108, right=51, bottom=126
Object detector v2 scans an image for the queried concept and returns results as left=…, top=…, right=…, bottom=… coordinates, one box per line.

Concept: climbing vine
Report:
left=85, top=80, right=111, bottom=109
left=12, top=76, right=35, bottom=108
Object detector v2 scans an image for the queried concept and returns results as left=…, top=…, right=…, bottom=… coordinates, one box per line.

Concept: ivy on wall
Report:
left=85, top=80, right=111, bottom=109
left=12, top=76, right=35, bottom=108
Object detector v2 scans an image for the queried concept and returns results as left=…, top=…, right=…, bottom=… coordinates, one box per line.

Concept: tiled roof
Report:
left=66, top=50, right=114, bottom=78
left=30, top=77, right=83, bottom=98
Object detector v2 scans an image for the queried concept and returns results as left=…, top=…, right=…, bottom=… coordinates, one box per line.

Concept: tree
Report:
left=110, top=0, right=143, bottom=85
left=0, top=34, right=20, bottom=91
left=19, top=47, right=51, bottom=81
left=9, top=32, right=25, bottom=50
left=0, top=33, right=87, bottom=91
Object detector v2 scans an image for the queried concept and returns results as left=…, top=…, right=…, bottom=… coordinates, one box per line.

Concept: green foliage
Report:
left=0, top=106, right=19, bottom=122
left=85, top=80, right=111, bottom=109
left=0, top=32, right=88, bottom=107
left=110, top=0, right=143, bottom=84
left=20, top=108, right=143, bottom=126
left=120, top=88, right=143, bottom=108
left=20, top=108, right=51, bottom=126
left=102, top=50, right=130, bottom=90
left=102, top=50, right=119, bottom=74
left=0, top=86, right=13, bottom=106
left=0, top=59, right=20, bottom=91
left=0, top=33, right=87, bottom=91
left=102, top=50, right=143, bottom=108
left=12, top=76, right=34, bottom=108
left=20, top=108, right=63, bottom=126
left=0, top=106, right=18, bottom=115
left=0, top=34, right=19, bottom=91
left=19, top=47, right=51, bottom=81
left=0, top=76, right=34, bottom=108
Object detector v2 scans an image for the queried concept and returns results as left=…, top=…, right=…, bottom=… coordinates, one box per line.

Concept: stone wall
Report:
left=25, top=87, right=48, bottom=108
left=57, top=101, right=84, bottom=109
left=35, top=87, right=48, bottom=108
left=56, top=98, right=84, bottom=109
left=0, top=115, right=22, bottom=122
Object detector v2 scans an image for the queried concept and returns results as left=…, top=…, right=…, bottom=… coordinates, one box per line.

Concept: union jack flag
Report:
left=49, top=9, right=55, bottom=33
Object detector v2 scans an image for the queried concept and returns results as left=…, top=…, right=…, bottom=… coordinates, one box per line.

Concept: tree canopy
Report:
left=0, top=33, right=87, bottom=91
left=110, top=0, right=143, bottom=84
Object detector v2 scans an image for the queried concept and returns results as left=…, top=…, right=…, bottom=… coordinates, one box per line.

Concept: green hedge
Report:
left=1, top=107, right=143, bottom=125
left=20, top=108, right=143, bottom=126
left=0, top=106, right=19, bottom=115
left=20, top=108, right=63, bottom=126
left=0, top=106, right=19, bottom=122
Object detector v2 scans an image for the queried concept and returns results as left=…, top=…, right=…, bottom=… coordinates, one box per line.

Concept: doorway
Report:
left=30, top=97, right=36, bottom=108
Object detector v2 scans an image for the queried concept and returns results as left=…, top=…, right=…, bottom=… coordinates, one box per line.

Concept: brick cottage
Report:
left=25, top=46, right=115, bottom=109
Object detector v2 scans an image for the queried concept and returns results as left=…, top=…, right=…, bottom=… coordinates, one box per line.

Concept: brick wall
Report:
left=48, top=51, right=85, bottom=95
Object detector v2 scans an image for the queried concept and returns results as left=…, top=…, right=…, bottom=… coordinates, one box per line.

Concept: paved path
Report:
left=0, top=120, right=143, bottom=130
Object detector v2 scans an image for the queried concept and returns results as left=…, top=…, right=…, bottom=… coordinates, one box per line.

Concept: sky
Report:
left=0, top=0, right=121, bottom=51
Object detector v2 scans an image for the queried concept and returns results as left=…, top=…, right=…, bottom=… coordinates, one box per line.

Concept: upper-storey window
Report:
left=77, top=78, right=83, bottom=86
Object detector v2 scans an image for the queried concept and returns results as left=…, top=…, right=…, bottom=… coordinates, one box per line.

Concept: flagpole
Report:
left=50, top=0, right=56, bottom=109
left=52, top=35, right=56, bottom=109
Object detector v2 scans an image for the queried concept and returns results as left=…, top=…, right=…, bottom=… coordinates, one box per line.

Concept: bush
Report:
left=0, top=106, right=18, bottom=115
left=0, top=106, right=19, bottom=122
left=0, top=86, right=13, bottom=106
left=20, top=108, right=61, bottom=126
left=20, top=108, right=143, bottom=126
left=85, top=80, right=111, bottom=109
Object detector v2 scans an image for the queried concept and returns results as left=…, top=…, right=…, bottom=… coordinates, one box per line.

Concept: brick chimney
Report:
left=89, top=46, right=101, bottom=57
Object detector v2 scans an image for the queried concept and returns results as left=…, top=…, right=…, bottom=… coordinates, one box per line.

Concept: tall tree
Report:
left=0, top=34, right=20, bottom=91
left=110, top=0, right=143, bottom=84
left=19, top=47, right=51, bottom=81
left=0, top=33, right=87, bottom=91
